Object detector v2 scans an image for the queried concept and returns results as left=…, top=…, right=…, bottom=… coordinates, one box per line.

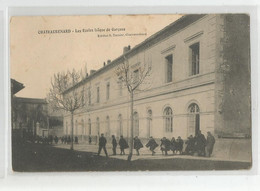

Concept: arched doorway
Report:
left=133, top=112, right=139, bottom=136
left=147, top=109, right=152, bottom=138
left=188, top=103, right=200, bottom=136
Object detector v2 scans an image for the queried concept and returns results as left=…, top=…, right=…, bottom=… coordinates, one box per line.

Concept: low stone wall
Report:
left=212, top=138, right=251, bottom=162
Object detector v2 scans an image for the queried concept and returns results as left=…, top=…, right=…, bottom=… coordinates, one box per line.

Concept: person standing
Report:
left=176, top=136, right=184, bottom=154
left=185, top=135, right=195, bottom=155
left=194, top=130, right=206, bottom=156
left=206, top=132, right=215, bottom=157
left=54, top=136, right=58, bottom=144
left=146, top=136, right=159, bottom=156
left=133, top=136, right=143, bottom=156
left=97, top=133, right=108, bottom=157
left=170, top=137, right=177, bottom=154
left=119, top=136, right=129, bottom=155
left=111, top=135, right=117, bottom=155
left=160, top=137, right=171, bottom=155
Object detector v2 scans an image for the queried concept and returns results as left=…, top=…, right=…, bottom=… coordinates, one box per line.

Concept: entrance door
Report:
left=188, top=103, right=200, bottom=136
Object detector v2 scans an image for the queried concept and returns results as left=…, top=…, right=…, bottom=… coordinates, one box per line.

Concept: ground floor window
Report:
left=164, top=107, right=173, bottom=133
left=133, top=112, right=139, bottom=136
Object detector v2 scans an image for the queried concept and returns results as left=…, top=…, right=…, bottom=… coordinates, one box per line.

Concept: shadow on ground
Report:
left=12, top=142, right=251, bottom=172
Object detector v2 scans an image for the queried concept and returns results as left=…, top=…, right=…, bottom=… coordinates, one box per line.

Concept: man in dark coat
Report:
left=146, top=136, right=159, bottom=155
left=206, top=132, right=215, bottom=157
left=111, top=135, right=117, bottom=155
left=134, top=136, right=143, bottom=156
left=170, top=137, right=177, bottom=154
left=194, top=130, right=206, bottom=156
left=160, top=137, right=171, bottom=155
left=97, top=133, right=108, bottom=157
left=54, top=136, right=58, bottom=144
left=176, top=136, right=184, bottom=154
left=185, top=135, right=195, bottom=155
left=119, top=136, right=129, bottom=155
left=75, top=136, right=79, bottom=144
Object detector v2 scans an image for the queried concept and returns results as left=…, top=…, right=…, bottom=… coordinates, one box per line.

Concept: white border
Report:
left=0, top=1, right=259, bottom=190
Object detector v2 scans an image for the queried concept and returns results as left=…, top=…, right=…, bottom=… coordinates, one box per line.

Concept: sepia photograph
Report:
left=10, top=14, right=251, bottom=172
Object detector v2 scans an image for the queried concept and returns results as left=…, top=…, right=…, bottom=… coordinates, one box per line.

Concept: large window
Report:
left=96, top=87, right=100, bottom=103
left=133, top=69, right=139, bottom=85
left=88, top=119, right=91, bottom=135
left=106, top=82, right=110, bottom=100
left=96, top=117, right=100, bottom=136
left=133, top=112, right=139, bottom=136
left=88, top=89, right=91, bottom=105
left=118, top=114, right=123, bottom=137
left=118, top=78, right=123, bottom=96
left=147, top=109, right=152, bottom=138
left=190, top=42, right=200, bottom=76
left=75, top=120, right=78, bottom=136
left=81, top=119, right=84, bottom=137
left=81, top=90, right=84, bottom=106
left=164, top=107, right=173, bottom=133
left=106, top=116, right=110, bottom=137
left=66, top=121, right=68, bottom=135
left=165, top=54, right=173, bottom=83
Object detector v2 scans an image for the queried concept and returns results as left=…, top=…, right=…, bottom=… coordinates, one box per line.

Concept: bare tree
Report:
left=115, top=56, right=151, bottom=161
left=48, top=69, right=85, bottom=150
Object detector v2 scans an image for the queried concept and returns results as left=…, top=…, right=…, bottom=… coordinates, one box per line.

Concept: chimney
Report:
left=103, top=62, right=106, bottom=67
left=107, top=60, right=111, bottom=65
left=90, top=70, right=96, bottom=75
left=123, top=46, right=129, bottom=54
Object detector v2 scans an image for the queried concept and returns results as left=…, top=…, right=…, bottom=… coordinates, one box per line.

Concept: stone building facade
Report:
left=63, top=14, right=250, bottom=146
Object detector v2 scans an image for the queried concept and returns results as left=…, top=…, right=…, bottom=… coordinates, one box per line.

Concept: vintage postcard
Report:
left=10, top=14, right=251, bottom=172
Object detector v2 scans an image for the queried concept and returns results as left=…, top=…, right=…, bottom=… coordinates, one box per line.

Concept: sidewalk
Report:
left=53, top=142, right=251, bottom=163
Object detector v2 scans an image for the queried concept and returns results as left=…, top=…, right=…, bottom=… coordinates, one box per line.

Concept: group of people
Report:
left=97, top=130, right=215, bottom=158
left=35, top=135, right=59, bottom=144
left=60, top=135, right=79, bottom=144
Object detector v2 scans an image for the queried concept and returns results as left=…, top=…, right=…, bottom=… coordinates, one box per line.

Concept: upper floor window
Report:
left=81, top=90, right=84, bottom=106
left=96, top=87, right=100, bottom=103
left=190, top=42, right=200, bottom=76
left=106, top=82, right=110, bottom=100
left=88, top=89, right=91, bottom=105
left=118, top=77, right=123, bottom=96
left=165, top=54, right=173, bottom=83
left=133, top=69, right=139, bottom=85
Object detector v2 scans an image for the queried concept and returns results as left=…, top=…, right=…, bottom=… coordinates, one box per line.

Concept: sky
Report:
left=10, top=14, right=182, bottom=98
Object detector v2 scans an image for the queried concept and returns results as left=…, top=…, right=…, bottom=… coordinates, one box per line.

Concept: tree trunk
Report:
left=128, top=91, right=134, bottom=161
left=70, top=111, right=74, bottom=150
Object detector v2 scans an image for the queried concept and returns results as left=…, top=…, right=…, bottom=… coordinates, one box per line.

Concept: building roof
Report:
left=63, top=14, right=207, bottom=94
left=14, top=97, right=47, bottom=104
left=11, top=79, right=25, bottom=95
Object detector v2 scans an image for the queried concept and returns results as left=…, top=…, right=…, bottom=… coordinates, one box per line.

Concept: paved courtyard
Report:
left=12, top=142, right=251, bottom=172
left=53, top=141, right=251, bottom=163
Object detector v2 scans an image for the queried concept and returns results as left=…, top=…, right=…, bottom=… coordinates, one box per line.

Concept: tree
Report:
left=115, top=56, right=151, bottom=161
left=48, top=69, right=85, bottom=150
